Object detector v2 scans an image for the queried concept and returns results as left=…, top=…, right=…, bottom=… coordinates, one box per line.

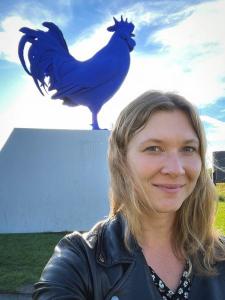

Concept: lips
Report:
left=153, top=184, right=185, bottom=193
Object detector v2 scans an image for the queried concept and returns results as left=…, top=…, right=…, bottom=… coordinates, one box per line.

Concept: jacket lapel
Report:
left=93, top=214, right=162, bottom=299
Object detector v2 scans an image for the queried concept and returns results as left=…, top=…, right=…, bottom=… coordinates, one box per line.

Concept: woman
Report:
left=33, top=91, right=225, bottom=300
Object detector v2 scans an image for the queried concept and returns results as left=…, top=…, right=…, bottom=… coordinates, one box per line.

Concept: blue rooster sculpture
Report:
left=18, top=16, right=135, bottom=129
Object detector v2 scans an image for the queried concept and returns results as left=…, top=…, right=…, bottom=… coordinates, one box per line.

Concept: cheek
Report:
left=128, top=155, right=161, bottom=178
left=188, top=158, right=202, bottom=181
left=128, top=157, right=146, bottom=177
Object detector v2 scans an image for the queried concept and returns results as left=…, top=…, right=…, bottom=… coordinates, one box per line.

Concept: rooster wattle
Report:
left=18, top=16, right=136, bottom=129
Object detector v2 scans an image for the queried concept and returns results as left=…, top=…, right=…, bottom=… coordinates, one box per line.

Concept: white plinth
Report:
left=0, top=128, right=110, bottom=233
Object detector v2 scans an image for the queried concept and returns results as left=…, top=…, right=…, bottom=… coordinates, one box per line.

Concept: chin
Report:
left=153, top=201, right=184, bottom=214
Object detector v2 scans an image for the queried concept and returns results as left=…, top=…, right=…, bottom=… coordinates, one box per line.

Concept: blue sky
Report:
left=0, top=0, right=224, bottom=162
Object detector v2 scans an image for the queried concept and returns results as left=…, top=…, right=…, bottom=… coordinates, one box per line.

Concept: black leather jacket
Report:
left=33, top=214, right=225, bottom=299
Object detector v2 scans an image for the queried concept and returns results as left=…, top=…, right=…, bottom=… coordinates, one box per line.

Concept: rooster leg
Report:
left=91, top=112, right=100, bottom=130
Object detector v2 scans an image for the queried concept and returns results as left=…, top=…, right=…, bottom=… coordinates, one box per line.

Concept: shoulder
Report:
left=43, top=217, right=110, bottom=272
left=33, top=219, right=106, bottom=299
left=64, top=213, right=134, bottom=265
left=217, top=236, right=225, bottom=275
left=51, top=216, right=111, bottom=254
left=33, top=214, right=132, bottom=299
left=216, top=260, right=225, bottom=276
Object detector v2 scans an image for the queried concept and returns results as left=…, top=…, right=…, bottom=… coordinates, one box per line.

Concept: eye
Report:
left=144, top=146, right=162, bottom=153
left=182, top=146, right=197, bottom=153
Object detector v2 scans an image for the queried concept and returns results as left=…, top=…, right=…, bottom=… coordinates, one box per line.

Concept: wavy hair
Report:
left=108, top=90, right=225, bottom=275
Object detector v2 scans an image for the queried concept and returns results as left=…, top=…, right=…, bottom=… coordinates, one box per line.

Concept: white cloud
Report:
left=201, top=115, right=225, bottom=128
left=0, top=16, right=36, bottom=63
left=113, top=2, right=158, bottom=31
left=93, top=0, right=225, bottom=110
left=148, top=0, right=225, bottom=105
left=0, top=2, right=70, bottom=64
left=69, top=5, right=157, bottom=61
left=69, top=20, right=112, bottom=61
left=153, top=0, right=225, bottom=52
left=0, top=77, right=92, bottom=150
left=201, top=115, right=225, bottom=160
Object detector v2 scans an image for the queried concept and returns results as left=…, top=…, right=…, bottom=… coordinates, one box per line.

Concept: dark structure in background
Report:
left=213, top=151, right=225, bottom=184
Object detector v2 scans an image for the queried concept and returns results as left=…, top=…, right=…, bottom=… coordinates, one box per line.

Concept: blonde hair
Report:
left=108, top=90, right=225, bottom=275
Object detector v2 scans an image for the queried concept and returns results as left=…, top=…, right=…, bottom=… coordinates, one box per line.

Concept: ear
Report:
left=107, top=26, right=115, bottom=32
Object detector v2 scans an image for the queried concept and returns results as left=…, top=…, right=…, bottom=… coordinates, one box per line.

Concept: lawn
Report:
left=216, top=183, right=225, bottom=196
left=215, top=202, right=225, bottom=234
left=0, top=232, right=65, bottom=292
left=215, top=183, right=225, bottom=233
left=216, top=183, right=225, bottom=201
left=0, top=189, right=225, bottom=293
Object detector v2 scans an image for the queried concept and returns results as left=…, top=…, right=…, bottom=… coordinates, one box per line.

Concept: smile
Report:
left=152, top=184, right=185, bottom=193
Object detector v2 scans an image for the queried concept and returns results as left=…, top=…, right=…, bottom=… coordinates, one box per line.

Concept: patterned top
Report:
left=149, top=261, right=191, bottom=300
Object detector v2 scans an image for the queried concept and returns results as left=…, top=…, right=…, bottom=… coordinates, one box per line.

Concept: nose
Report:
left=161, top=152, right=185, bottom=177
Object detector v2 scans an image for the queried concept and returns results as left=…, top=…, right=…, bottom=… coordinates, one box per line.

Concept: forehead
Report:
left=129, top=110, right=199, bottom=145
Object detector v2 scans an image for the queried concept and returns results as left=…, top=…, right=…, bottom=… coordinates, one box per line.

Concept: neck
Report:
left=138, top=212, right=176, bottom=248
left=136, top=212, right=185, bottom=292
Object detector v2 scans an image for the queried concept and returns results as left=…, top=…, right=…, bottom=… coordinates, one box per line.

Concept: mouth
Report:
left=152, top=184, right=185, bottom=193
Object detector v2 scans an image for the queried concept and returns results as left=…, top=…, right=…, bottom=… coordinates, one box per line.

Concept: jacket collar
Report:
left=86, top=215, right=225, bottom=271
left=86, top=213, right=139, bottom=266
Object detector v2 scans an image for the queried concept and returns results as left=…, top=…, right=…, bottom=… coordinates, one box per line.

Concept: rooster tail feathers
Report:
left=42, top=22, right=69, bottom=53
left=18, top=34, right=32, bottom=75
left=18, top=28, right=49, bottom=95
left=18, top=22, right=73, bottom=96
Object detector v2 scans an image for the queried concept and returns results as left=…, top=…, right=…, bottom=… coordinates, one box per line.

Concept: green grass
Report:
left=216, top=183, right=225, bottom=196
left=217, top=183, right=225, bottom=201
left=215, top=202, right=225, bottom=234
left=0, top=232, right=65, bottom=292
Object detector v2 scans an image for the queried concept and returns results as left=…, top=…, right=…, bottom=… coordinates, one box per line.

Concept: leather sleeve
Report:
left=33, top=233, right=92, bottom=300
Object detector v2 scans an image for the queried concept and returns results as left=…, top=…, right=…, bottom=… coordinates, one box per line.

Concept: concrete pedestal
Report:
left=0, top=129, right=110, bottom=233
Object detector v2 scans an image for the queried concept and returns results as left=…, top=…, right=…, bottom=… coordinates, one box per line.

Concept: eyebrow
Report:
left=140, top=138, right=200, bottom=146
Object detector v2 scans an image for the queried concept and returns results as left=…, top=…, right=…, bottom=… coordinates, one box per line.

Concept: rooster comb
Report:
left=107, top=15, right=135, bottom=33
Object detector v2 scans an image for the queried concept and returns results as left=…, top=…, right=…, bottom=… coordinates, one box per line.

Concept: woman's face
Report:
left=126, top=110, right=202, bottom=214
